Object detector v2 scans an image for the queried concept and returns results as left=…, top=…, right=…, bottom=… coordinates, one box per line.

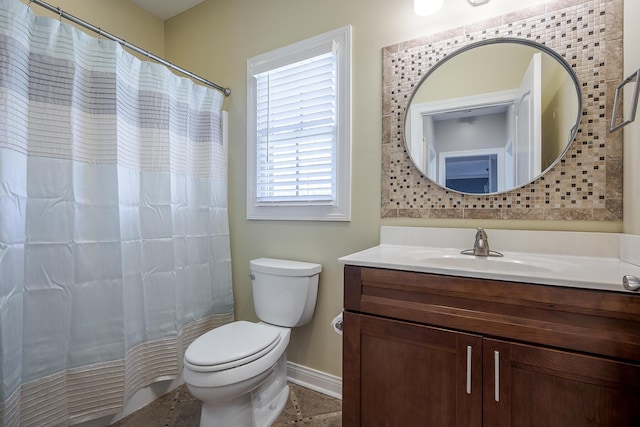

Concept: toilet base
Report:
left=253, top=383, right=289, bottom=427
left=197, top=354, right=289, bottom=427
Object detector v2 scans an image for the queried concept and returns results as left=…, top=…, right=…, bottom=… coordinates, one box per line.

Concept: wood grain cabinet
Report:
left=342, top=265, right=640, bottom=426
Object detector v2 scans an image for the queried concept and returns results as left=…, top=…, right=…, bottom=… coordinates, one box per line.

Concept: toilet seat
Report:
left=184, top=321, right=281, bottom=373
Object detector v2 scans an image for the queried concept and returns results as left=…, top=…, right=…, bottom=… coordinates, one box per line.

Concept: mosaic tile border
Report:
left=381, top=0, right=623, bottom=221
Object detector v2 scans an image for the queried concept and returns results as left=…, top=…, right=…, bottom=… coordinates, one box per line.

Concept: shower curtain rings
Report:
left=24, top=0, right=231, bottom=95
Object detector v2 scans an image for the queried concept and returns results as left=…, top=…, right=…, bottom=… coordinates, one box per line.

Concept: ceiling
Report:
left=130, top=0, right=204, bottom=20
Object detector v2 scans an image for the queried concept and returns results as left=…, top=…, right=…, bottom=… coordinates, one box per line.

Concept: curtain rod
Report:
left=27, top=0, right=231, bottom=97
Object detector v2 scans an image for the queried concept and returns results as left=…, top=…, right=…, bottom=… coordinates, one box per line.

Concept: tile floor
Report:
left=111, top=383, right=342, bottom=426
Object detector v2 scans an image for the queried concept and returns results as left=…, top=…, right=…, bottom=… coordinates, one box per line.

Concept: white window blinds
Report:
left=255, top=51, right=337, bottom=205
left=247, top=25, right=351, bottom=221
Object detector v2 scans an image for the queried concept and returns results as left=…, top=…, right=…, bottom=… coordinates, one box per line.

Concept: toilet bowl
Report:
left=183, top=258, right=321, bottom=427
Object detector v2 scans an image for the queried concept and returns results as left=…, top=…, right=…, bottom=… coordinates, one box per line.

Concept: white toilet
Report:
left=183, top=258, right=322, bottom=427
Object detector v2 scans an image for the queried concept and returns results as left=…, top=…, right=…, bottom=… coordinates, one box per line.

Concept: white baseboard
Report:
left=286, top=361, right=342, bottom=400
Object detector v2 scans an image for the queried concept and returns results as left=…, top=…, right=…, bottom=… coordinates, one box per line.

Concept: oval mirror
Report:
left=404, top=38, right=582, bottom=195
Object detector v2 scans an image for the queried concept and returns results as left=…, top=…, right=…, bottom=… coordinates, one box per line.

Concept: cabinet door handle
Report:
left=466, top=345, right=472, bottom=394
left=494, top=350, right=500, bottom=402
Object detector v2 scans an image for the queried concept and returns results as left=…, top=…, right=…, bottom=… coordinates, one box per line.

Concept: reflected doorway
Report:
left=442, top=153, right=499, bottom=193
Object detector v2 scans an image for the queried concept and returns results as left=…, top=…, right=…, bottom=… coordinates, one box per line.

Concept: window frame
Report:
left=246, top=25, right=352, bottom=221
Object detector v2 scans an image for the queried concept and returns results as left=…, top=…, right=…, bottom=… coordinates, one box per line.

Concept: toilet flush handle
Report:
left=623, top=275, right=640, bottom=291
left=249, top=274, right=255, bottom=280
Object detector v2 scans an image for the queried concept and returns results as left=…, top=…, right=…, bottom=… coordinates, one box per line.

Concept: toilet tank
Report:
left=249, top=258, right=321, bottom=328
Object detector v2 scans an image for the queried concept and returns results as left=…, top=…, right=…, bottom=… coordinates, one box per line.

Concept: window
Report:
left=247, top=26, right=351, bottom=221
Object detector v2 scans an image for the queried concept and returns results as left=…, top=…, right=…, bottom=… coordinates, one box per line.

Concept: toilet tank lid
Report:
left=250, top=258, right=321, bottom=276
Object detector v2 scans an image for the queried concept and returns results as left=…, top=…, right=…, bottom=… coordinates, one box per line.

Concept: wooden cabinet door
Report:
left=483, top=338, right=640, bottom=427
left=343, top=312, right=483, bottom=427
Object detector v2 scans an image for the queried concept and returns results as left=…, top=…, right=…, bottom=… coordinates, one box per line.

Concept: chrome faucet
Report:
left=461, top=228, right=503, bottom=257
left=473, top=228, right=490, bottom=256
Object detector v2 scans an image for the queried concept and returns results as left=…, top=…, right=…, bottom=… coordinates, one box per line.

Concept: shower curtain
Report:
left=0, top=1, right=234, bottom=425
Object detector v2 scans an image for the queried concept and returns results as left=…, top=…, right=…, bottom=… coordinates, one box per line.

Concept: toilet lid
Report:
left=184, top=321, right=281, bottom=371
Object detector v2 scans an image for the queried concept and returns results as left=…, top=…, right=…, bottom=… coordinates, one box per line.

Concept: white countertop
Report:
left=338, top=227, right=640, bottom=294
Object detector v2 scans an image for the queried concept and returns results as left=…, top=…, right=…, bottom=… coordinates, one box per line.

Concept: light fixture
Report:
left=467, top=0, right=491, bottom=6
left=414, top=0, right=444, bottom=16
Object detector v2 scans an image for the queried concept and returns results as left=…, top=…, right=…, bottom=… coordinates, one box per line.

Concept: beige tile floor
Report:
left=111, top=383, right=342, bottom=426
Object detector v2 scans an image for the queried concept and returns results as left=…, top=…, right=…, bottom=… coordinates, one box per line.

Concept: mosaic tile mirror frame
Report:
left=382, top=0, right=623, bottom=221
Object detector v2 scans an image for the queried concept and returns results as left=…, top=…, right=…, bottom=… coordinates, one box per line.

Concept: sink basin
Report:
left=421, top=255, right=555, bottom=273
left=401, top=249, right=568, bottom=274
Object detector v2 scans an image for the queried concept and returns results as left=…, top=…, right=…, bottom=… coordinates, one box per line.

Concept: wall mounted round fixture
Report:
left=403, top=38, right=582, bottom=195
left=468, top=0, right=491, bottom=5
left=414, top=0, right=444, bottom=16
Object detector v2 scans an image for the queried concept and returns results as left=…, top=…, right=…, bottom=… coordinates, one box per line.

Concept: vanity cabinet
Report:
left=342, top=265, right=640, bottom=426
left=483, top=338, right=640, bottom=427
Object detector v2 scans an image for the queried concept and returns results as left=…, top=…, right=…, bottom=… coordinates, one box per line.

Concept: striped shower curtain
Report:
left=0, top=1, right=234, bottom=425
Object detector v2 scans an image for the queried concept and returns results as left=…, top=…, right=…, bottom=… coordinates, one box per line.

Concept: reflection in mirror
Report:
left=404, top=38, right=582, bottom=195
